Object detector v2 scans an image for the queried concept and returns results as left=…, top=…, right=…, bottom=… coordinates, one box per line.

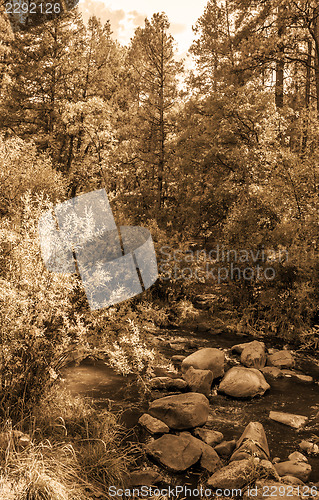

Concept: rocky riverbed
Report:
left=62, top=327, right=319, bottom=498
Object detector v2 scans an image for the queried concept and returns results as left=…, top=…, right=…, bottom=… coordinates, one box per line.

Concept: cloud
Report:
left=128, top=10, right=146, bottom=27
left=78, top=1, right=187, bottom=50
left=170, top=23, right=186, bottom=35
left=78, top=0, right=125, bottom=39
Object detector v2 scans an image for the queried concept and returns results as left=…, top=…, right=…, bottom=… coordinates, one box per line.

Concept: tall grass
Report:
left=0, top=388, right=135, bottom=499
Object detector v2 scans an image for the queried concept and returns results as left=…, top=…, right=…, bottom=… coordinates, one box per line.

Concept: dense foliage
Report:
left=0, top=0, right=319, bottom=494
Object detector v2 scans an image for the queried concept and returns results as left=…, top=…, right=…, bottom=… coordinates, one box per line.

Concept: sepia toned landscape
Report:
left=0, top=0, right=319, bottom=498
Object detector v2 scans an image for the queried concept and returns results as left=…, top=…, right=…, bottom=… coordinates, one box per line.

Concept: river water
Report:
left=62, top=327, right=319, bottom=482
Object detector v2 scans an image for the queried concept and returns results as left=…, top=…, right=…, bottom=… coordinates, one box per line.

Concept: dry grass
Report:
left=0, top=388, right=136, bottom=499
left=0, top=439, right=90, bottom=499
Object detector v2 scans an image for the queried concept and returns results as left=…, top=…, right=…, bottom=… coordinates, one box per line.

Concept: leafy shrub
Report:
left=0, top=136, right=65, bottom=218
left=220, top=194, right=319, bottom=342
left=0, top=193, right=84, bottom=422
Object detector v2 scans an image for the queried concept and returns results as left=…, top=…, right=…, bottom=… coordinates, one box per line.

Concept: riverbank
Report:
left=61, top=320, right=319, bottom=497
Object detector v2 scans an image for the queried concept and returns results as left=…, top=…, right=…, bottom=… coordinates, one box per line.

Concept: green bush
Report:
left=0, top=136, right=65, bottom=218
left=220, top=194, right=319, bottom=342
left=0, top=193, right=83, bottom=422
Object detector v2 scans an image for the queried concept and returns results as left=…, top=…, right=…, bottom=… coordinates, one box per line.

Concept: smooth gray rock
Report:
left=180, top=432, right=221, bottom=474
left=183, top=366, right=213, bottom=397
left=231, top=341, right=255, bottom=354
left=269, top=411, right=308, bottom=430
left=261, top=366, right=283, bottom=379
left=218, top=366, right=270, bottom=398
left=281, top=370, right=313, bottom=383
left=148, top=392, right=210, bottom=430
left=138, top=414, right=170, bottom=434
left=288, top=451, right=307, bottom=463
left=274, top=461, right=312, bottom=482
left=145, top=434, right=202, bottom=472
left=194, top=428, right=224, bottom=447
left=181, top=348, right=225, bottom=379
left=200, top=445, right=222, bottom=474
left=267, top=350, right=295, bottom=369
left=240, top=341, right=266, bottom=369
left=214, top=440, right=237, bottom=458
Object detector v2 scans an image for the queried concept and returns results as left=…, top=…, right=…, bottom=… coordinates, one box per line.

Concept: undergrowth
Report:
left=0, top=387, right=136, bottom=499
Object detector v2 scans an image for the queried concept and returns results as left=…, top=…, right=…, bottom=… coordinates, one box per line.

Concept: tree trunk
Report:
left=313, top=7, right=319, bottom=115
left=158, top=27, right=165, bottom=210
left=302, top=40, right=312, bottom=152
left=66, top=135, right=74, bottom=172
left=275, top=5, right=285, bottom=109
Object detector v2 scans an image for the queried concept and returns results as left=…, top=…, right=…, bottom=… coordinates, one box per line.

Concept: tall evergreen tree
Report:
left=126, top=13, right=182, bottom=212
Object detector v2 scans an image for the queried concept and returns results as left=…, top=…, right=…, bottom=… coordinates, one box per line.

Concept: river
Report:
left=62, top=327, right=319, bottom=482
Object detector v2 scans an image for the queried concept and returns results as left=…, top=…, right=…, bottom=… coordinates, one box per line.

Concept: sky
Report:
left=78, top=0, right=209, bottom=60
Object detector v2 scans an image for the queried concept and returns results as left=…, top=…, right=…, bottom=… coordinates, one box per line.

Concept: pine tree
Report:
left=0, top=7, right=13, bottom=122
left=126, top=13, right=182, bottom=212
left=3, top=9, right=86, bottom=150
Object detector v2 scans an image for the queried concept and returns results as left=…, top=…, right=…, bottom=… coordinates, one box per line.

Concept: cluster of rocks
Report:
left=132, top=342, right=318, bottom=493
left=151, top=342, right=313, bottom=401
left=137, top=405, right=316, bottom=493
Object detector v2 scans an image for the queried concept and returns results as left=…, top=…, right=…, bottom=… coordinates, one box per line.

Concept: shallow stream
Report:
left=62, top=327, right=319, bottom=482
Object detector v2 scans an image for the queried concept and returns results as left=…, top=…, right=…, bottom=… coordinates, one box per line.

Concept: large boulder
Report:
left=180, top=433, right=221, bottom=474
left=230, top=422, right=270, bottom=461
left=240, top=341, right=266, bottom=369
left=149, top=377, right=188, bottom=391
left=138, top=414, right=169, bottom=434
left=207, top=459, right=254, bottom=489
left=182, top=367, right=213, bottom=397
left=267, top=350, right=295, bottom=369
left=218, top=367, right=270, bottom=398
left=269, top=411, right=308, bottom=430
left=145, top=434, right=202, bottom=472
left=148, top=392, right=210, bottom=430
left=274, top=461, right=312, bottom=482
left=194, top=428, right=224, bottom=447
left=231, top=341, right=255, bottom=354
left=181, top=348, right=225, bottom=379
